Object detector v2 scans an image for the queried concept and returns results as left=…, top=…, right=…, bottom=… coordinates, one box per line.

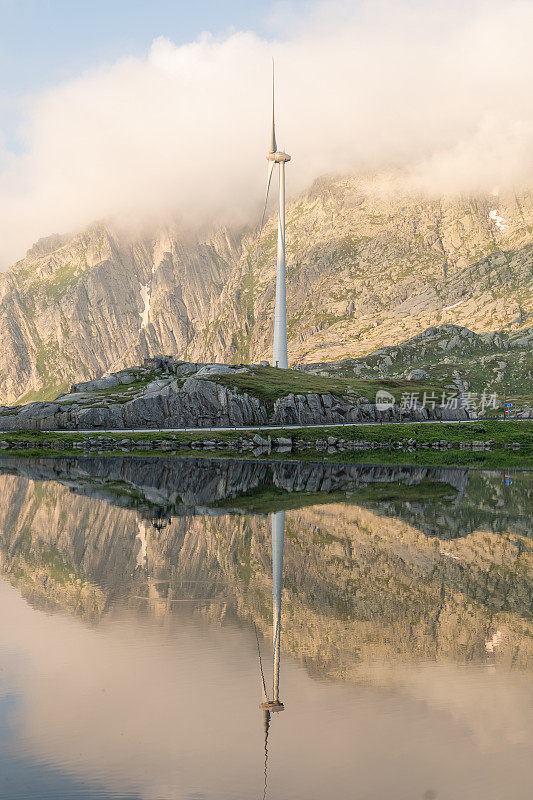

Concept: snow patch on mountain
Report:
left=489, top=209, right=506, bottom=231
left=443, top=299, right=465, bottom=311
left=140, top=283, right=151, bottom=329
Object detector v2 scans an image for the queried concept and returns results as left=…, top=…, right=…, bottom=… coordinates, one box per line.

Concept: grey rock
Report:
left=72, top=376, right=123, bottom=392
left=195, top=364, right=248, bottom=377
left=74, top=405, right=124, bottom=429
left=407, top=369, right=430, bottom=380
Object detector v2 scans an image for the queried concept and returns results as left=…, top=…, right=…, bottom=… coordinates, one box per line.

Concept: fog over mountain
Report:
left=2, top=0, right=533, bottom=267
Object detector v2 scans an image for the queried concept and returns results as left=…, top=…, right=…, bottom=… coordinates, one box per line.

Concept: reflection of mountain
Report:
left=0, top=458, right=531, bottom=676
left=0, top=456, right=531, bottom=538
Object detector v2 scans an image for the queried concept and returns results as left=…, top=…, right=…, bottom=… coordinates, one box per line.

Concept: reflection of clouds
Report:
left=0, top=578, right=532, bottom=800
left=0, top=578, right=262, bottom=800
left=353, top=661, right=533, bottom=752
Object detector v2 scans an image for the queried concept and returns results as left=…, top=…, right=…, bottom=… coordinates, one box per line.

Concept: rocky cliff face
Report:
left=0, top=224, right=239, bottom=404
left=0, top=172, right=531, bottom=404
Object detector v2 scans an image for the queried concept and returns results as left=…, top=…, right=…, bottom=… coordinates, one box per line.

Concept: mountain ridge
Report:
left=0, top=171, right=531, bottom=404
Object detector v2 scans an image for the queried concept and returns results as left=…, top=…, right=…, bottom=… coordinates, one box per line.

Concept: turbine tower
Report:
left=265, top=64, right=291, bottom=369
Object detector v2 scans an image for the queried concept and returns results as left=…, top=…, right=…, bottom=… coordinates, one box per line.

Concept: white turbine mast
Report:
left=265, top=61, right=291, bottom=369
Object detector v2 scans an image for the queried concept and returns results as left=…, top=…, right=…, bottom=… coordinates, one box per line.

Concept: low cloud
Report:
left=1, top=0, right=533, bottom=267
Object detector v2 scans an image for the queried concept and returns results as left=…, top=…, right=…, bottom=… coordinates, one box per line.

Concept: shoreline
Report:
left=0, top=420, right=531, bottom=469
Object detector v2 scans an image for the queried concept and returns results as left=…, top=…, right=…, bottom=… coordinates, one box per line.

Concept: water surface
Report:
left=0, top=457, right=531, bottom=799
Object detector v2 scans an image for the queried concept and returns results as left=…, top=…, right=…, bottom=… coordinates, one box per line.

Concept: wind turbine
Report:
left=263, top=63, right=291, bottom=369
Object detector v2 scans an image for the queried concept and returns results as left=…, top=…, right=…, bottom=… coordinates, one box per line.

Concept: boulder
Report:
left=194, top=364, right=248, bottom=378
left=406, top=369, right=429, bottom=380
left=72, top=375, right=122, bottom=392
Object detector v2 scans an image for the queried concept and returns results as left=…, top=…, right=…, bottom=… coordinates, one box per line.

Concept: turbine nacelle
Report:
left=267, top=150, right=291, bottom=163
left=260, top=700, right=285, bottom=712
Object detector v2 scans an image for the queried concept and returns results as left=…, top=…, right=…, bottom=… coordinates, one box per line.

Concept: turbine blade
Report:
left=254, top=623, right=268, bottom=702
left=260, top=161, right=275, bottom=232
left=270, top=58, right=277, bottom=154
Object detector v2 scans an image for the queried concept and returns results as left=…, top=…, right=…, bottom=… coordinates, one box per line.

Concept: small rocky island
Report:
left=0, top=356, right=469, bottom=431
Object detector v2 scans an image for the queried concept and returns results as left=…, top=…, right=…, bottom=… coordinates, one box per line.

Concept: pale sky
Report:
left=1, top=0, right=533, bottom=267
left=0, top=0, right=311, bottom=151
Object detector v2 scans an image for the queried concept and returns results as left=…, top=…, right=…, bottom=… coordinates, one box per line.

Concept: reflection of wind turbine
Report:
left=271, top=510, right=285, bottom=707
left=257, top=510, right=285, bottom=712
left=262, top=708, right=270, bottom=800
left=263, top=62, right=291, bottom=369
left=255, top=510, right=286, bottom=800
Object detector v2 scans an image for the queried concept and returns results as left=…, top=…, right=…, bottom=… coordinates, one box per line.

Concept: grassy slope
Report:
left=212, top=364, right=444, bottom=404
left=17, top=382, right=70, bottom=404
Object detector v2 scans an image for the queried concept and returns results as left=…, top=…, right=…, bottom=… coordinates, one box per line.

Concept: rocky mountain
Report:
left=0, top=171, right=531, bottom=405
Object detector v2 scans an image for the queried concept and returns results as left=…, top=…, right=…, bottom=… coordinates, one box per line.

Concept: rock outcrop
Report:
left=0, top=359, right=468, bottom=430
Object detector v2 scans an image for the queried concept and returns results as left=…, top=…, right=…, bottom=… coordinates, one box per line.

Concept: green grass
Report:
left=0, top=445, right=528, bottom=468
left=302, top=447, right=529, bottom=469
left=1, top=420, right=526, bottom=443
left=212, top=365, right=443, bottom=405
left=286, top=420, right=532, bottom=447
left=15, top=381, right=70, bottom=404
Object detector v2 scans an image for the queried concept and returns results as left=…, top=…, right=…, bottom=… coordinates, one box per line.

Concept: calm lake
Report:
left=0, top=457, right=531, bottom=800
